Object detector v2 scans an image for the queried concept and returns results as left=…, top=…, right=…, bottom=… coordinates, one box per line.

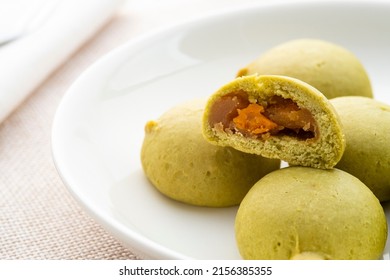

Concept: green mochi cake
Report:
left=202, top=74, right=345, bottom=169
left=331, top=96, right=390, bottom=202
left=235, top=167, right=388, bottom=260
left=141, top=99, right=280, bottom=207
left=237, top=39, right=373, bottom=99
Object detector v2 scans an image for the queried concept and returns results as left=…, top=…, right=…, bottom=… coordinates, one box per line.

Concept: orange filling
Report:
left=233, top=104, right=278, bottom=134
left=209, top=93, right=317, bottom=139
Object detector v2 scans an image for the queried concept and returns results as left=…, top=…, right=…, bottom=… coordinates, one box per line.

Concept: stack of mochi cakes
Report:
left=141, top=39, right=389, bottom=260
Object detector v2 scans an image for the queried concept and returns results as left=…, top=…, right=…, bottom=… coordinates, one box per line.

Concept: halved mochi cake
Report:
left=202, top=75, right=345, bottom=169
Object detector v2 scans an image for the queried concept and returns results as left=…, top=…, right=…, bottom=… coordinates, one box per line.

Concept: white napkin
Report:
left=0, top=0, right=124, bottom=123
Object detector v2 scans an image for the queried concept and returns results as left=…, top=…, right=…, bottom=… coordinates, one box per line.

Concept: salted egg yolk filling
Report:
left=209, top=93, right=317, bottom=139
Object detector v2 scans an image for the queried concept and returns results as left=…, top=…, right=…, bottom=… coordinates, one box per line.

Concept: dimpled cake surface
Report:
left=235, top=167, right=388, bottom=260
left=237, top=39, right=373, bottom=99
left=331, top=96, right=390, bottom=202
left=141, top=99, right=280, bottom=207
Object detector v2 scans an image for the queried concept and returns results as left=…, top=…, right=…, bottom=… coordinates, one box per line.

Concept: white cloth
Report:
left=0, top=0, right=124, bottom=123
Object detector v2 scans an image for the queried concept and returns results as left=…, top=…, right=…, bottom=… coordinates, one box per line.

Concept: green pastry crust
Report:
left=141, top=99, right=280, bottom=207
left=331, top=96, right=390, bottom=202
left=202, top=75, right=345, bottom=169
left=235, top=167, right=388, bottom=260
left=237, top=39, right=373, bottom=99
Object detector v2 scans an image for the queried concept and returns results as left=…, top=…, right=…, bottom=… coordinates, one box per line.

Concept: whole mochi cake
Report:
left=202, top=74, right=345, bottom=169
left=237, top=39, right=373, bottom=99
left=235, top=167, right=388, bottom=260
left=141, top=99, right=280, bottom=207
left=331, top=96, right=390, bottom=202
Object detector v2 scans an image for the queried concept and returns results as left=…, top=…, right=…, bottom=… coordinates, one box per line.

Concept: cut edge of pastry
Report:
left=202, top=74, right=346, bottom=169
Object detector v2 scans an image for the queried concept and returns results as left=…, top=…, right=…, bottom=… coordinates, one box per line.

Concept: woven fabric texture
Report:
left=0, top=15, right=140, bottom=260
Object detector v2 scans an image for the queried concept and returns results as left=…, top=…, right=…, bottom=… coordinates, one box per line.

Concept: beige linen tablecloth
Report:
left=0, top=13, right=140, bottom=259
left=0, top=0, right=270, bottom=260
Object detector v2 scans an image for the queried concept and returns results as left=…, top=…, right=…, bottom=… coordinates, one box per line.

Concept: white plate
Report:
left=52, top=1, right=390, bottom=259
